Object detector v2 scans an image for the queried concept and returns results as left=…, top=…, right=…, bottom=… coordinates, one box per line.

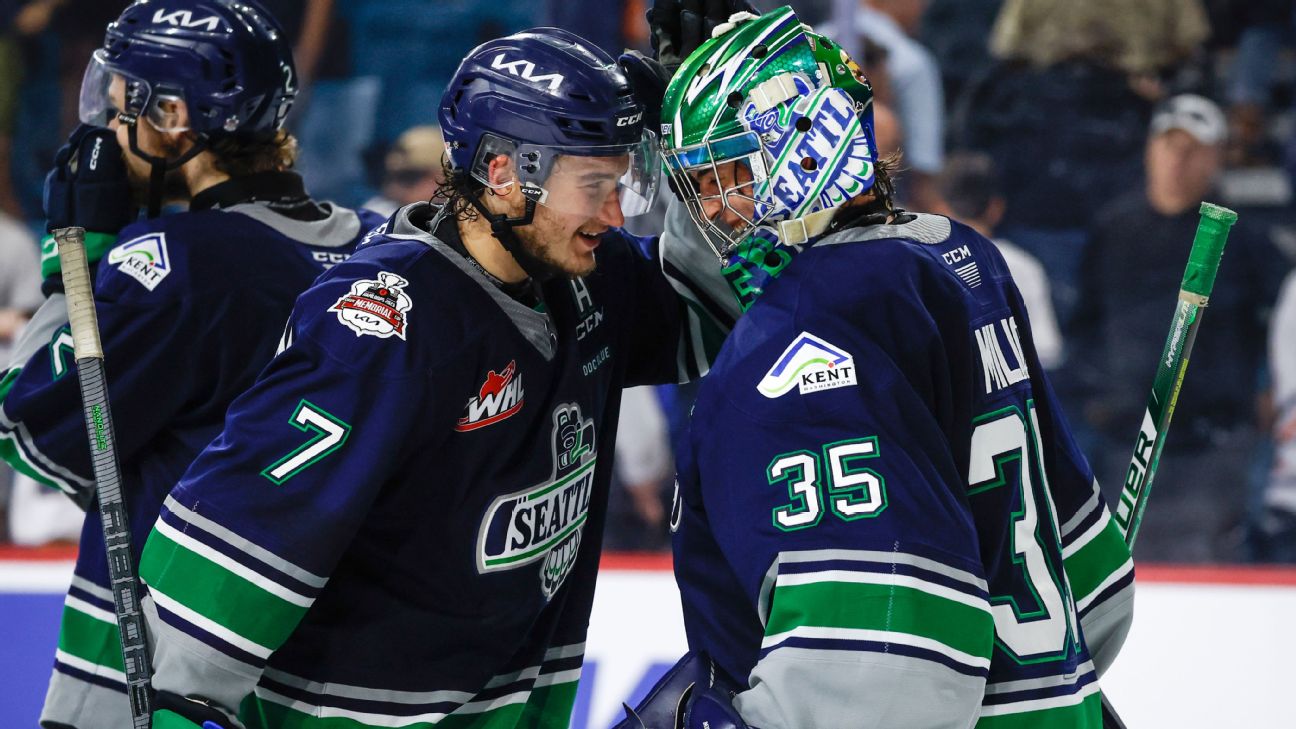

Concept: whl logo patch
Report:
left=476, top=403, right=597, bottom=599
left=757, top=332, right=857, bottom=398
left=331, top=272, right=412, bottom=339
left=107, top=233, right=171, bottom=291
left=457, top=360, right=525, bottom=431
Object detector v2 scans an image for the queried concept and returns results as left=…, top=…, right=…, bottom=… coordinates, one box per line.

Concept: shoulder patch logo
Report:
left=330, top=272, right=412, bottom=339
left=456, top=360, right=525, bottom=431
left=476, top=403, right=597, bottom=600
left=107, top=233, right=171, bottom=291
left=758, top=331, right=857, bottom=398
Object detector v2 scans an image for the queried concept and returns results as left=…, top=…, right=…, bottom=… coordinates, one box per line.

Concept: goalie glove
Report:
left=614, top=650, right=755, bottom=729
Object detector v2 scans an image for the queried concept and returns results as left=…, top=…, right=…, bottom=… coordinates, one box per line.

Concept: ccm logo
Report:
left=616, top=111, right=644, bottom=127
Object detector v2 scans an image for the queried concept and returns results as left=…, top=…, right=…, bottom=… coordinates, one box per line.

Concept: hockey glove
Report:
left=41, top=123, right=135, bottom=295
left=618, top=51, right=670, bottom=133
left=648, top=0, right=759, bottom=71
left=153, top=691, right=236, bottom=729
left=614, top=650, right=753, bottom=729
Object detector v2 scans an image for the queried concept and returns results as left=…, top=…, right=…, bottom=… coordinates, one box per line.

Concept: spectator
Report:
left=607, top=386, right=674, bottom=551
left=936, top=151, right=1064, bottom=369
left=1066, top=94, right=1289, bottom=562
left=823, top=0, right=945, bottom=211
left=363, top=125, right=446, bottom=218
left=0, top=211, right=41, bottom=542
left=1259, top=268, right=1296, bottom=562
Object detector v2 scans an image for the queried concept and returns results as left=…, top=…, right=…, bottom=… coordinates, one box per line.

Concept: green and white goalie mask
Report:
left=660, top=6, right=878, bottom=258
left=470, top=132, right=661, bottom=219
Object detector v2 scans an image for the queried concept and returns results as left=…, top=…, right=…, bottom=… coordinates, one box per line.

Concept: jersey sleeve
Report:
left=688, top=263, right=994, bottom=729
left=0, top=271, right=236, bottom=498
left=138, top=257, right=447, bottom=724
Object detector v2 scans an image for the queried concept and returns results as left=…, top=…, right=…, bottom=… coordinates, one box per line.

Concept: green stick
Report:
left=1112, top=203, right=1237, bottom=548
left=55, top=226, right=154, bottom=728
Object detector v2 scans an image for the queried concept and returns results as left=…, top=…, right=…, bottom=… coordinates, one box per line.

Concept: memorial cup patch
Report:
left=330, top=271, right=412, bottom=339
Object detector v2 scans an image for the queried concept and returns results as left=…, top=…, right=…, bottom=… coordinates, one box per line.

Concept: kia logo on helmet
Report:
left=152, top=9, right=221, bottom=31
left=490, top=54, right=564, bottom=92
left=616, top=111, right=643, bottom=127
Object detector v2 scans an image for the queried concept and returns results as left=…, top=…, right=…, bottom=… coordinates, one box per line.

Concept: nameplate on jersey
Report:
left=975, top=315, right=1030, bottom=395
left=107, top=233, right=171, bottom=291
left=758, top=331, right=857, bottom=398
left=476, top=403, right=597, bottom=599
left=456, top=360, right=525, bottom=431
left=330, top=271, right=412, bottom=340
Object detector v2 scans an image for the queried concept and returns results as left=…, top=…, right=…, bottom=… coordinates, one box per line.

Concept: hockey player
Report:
left=135, top=27, right=728, bottom=729
left=621, top=7, right=1136, bottom=728
left=0, top=2, right=380, bottom=727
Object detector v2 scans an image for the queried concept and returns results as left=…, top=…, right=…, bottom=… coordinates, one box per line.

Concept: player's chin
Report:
left=562, top=251, right=597, bottom=278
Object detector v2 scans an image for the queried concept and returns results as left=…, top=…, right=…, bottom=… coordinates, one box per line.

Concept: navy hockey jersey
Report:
left=138, top=203, right=699, bottom=729
left=673, top=215, right=1135, bottom=728
left=0, top=173, right=379, bottom=729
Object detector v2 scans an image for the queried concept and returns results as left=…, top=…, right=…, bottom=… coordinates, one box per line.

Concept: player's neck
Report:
left=457, top=213, right=529, bottom=283
left=183, top=152, right=233, bottom=200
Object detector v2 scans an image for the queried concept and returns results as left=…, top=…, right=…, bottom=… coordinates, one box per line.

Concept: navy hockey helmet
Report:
left=79, top=0, right=297, bottom=139
left=439, top=27, right=659, bottom=219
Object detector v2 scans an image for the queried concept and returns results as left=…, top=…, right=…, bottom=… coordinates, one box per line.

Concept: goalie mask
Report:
left=660, top=6, right=877, bottom=259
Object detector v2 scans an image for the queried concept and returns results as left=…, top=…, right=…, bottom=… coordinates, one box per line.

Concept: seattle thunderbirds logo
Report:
left=758, top=331, right=857, bottom=398
left=476, top=403, right=597, bottom=599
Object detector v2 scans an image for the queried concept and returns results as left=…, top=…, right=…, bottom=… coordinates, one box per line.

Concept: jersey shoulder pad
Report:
left=95, top=213, right=224, bottom=300
left=288, top=239, right=474, bottom=374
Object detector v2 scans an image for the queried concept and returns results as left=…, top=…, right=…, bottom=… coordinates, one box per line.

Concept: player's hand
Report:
left=648, top=0, right=759, bottom=70
left=41, top=123, right=135, bottom=294
left=153, top=691, right=234, bottom=728
left=618, top=51, right=670, bottom=133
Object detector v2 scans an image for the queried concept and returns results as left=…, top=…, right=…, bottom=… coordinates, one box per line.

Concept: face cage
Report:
left=79, top=51, right=190, bottom=133
left=471, top=131, right=661, bottom=220
left=665, top=136, right=774, bottom=261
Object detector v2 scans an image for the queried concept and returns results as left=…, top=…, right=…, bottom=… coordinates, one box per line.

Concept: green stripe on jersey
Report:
left=243, top=680, right=578, bottom=729
left=1064, top=519, right=1132, bottom=602
left=140, top=526, right=308, bottom=650
left=766, top=580, right=994, bottom=660
left=58, top=601, right=125, bottom=673
left=977, top=691, right=1103, bottom=729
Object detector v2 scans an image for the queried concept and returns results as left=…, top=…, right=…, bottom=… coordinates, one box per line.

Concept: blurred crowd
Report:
left=4, top=0, right=1296, bottom=563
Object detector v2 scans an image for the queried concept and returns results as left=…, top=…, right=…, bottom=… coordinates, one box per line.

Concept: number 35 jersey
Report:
left=673, top=215, right=1135, bottom=729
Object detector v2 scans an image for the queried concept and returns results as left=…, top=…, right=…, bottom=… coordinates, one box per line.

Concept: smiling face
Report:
left=689, top=160, right=757, bottom=231
left=494, top=153, right=630, bottom=278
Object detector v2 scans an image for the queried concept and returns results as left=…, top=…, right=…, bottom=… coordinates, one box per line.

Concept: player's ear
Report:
left=486, top=153, right=517, bottom=192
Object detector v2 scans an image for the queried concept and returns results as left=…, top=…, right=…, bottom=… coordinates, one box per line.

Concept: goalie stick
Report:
left=1113, top=202, right=1238, bottom=547
left=55, top=226, right=154, bottom=728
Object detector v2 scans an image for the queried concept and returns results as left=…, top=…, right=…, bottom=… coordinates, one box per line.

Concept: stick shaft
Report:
left=1113, top=203, right=1237, bottom=548
left=55, top=226, right=153, bottom=728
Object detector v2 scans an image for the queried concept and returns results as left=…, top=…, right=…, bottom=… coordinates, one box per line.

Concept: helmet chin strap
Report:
left=465, top=191, right=565, bottom=282
left=127, top=123, right=207, bottom=218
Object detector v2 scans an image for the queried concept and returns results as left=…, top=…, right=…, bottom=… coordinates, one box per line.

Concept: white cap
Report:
left=1150, top=94, right=1227, bottom=146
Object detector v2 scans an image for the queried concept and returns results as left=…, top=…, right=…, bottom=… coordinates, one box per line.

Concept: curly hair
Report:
left=207, top=129, right=299, bottom=176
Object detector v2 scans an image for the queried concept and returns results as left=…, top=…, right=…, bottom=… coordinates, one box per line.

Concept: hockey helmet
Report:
left=660, top=6, right=878, bottom=259
left=440, top=27, right=659, bottom=219
left=78, top=0, right=297, bottom=139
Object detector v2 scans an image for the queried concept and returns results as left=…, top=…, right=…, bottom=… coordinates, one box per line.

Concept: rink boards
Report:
left=2, top=552, right=1294, bottom=728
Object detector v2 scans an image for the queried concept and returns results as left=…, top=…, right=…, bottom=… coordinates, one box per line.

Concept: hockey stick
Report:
left=1112, top=202, right=1238, bottom=548
left=55, top=226, right=154, bottom=728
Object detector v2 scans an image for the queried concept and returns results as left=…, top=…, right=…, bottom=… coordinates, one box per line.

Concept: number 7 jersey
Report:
left=672, top=215, right=1135, bottom=728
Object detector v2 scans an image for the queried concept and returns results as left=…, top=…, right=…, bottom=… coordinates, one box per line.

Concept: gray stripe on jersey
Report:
left=777, top=548, right=989, bottom=593
left=985, top=660, right=1097, bottom=694
left=41, top=665, right=130, bottom=729
left=164, top=495, right=328, bottom=589
left=817, top=213, right=953, bottom=248
left=1060, top=479, right=1103, bottom=539
left=387, top=204, right=556, bottom=361
left=735, top=646, right=984, bottom=729
left=0, top=403, right=93, bottom=492
left=1079, top=579, right=1135, bottom=677
left=143, top=595, right=249, bottom=728
left=6, top=293, right=66, bottom=370
left=260, top=667, right=474, bottom=706
left=71, top=574, right=114, bottom=603
left=224, top=202, right=361, bottom=249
